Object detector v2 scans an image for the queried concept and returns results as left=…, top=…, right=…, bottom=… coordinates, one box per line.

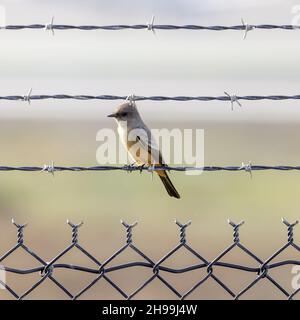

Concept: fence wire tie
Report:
left=224, top=91, right=242, bottom=110
left=23, top=88, right=33, bottom=105
left=241, top=18, right=255, bottom=40
left=44, top=16, right=55, bottom=35
left=41, top=161, right=55, bottom=176
left=239, top=162, right=253, bottom=178
left=147, top=15, right=155, bottom=34
left=258, top=263, right=268, bottom=278
left=41, top=263, right=54, bottom=277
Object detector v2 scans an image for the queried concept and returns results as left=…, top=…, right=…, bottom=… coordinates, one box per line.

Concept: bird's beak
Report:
left=107, top=113, right=117, bottom=118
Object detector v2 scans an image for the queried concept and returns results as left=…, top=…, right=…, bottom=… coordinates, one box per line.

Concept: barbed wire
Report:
left=1, top=23, right=300, bottom=31
left=1, top=93, right=300, bottom=104
left=2, top=17, right=299, bottom=40
left=1, top=164, right=300, bottom=174
left=0, top=164, right=300, bottom=175
left=0, top=218, right=299, bottom=300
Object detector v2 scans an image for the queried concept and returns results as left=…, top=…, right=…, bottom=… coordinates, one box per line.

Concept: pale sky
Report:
left=0, top=0, right=299, bottom=122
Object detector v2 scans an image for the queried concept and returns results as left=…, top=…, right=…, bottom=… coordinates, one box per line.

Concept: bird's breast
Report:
left=117, top=122, right=129, bottom=147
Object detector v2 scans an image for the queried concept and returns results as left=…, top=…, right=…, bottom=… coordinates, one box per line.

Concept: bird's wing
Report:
left=136, top=132, right=165, bottom=165
left=127, top=127, right=164, bottom=165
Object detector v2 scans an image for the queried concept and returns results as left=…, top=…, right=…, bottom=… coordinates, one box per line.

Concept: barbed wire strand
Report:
left=0, top=218, right=299, bottom=300
left=1, top=94, right=300, bottom=103
left=0, top=165, right=300, bottom=173
left=1, top=24, right=300, bottom=31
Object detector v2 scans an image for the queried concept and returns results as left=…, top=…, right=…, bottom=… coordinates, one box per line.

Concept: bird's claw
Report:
left=138, top=164, right=146, bottom=174
left=124, top=163, right=136, bottom=173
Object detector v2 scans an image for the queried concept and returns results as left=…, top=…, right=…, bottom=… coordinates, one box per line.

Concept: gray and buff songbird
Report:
left=108, top=102, right=180, bottom=199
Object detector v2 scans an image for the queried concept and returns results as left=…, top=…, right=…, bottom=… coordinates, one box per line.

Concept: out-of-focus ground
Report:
left=0, top=120, right=299, bottom=299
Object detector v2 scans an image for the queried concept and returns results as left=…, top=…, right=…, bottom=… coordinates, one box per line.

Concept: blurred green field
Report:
left=0, top=119, right=300, bottom=299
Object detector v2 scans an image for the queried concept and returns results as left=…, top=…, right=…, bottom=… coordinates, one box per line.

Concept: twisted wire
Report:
left=0, top=165, right=300, bottom=173
left=1, top=94, right=300, bottom=102
left=1, top=24, right=300, bottom=31
left=0, top=219, right=299, bottom=300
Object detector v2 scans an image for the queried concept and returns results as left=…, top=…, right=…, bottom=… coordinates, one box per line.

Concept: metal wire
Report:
left=1, top=94, right=300, bottom=103
left=0, top=218, right=299, bottom=300
left=1, top=24, right=300, bottom=31
left=0, top=164, right=300, bottom=174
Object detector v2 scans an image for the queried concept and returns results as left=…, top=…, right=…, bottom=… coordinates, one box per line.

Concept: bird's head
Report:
left=107, top=102, right=140, bottom=122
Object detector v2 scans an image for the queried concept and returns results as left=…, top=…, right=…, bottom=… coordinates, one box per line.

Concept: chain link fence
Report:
left=0, top=218, right=299, bottom=300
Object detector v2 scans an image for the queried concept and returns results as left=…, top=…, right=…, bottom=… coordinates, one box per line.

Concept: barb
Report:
left=126, top=94, right=136, bottom=106
left=44, top=16, right=55, bottom=35
left=241, top=18, right=255, bottom=39
left=239, top=162, right=253, bottom=178
left=147, top=15, right=155, bottom=34
left=0, top=219, right=299, bottom=300
left=1, top=93, right=300, bottom=103
left=1, top=23, right=300, bottom=32
left=40, top=161, right=55, bottom=176
left=224, top=91, right=242, bottom=110
left=23, top=88, right=32, bottom=105
left=1, top=164, right=300, bottom=173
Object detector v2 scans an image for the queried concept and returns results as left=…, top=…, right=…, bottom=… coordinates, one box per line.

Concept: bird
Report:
left=107, top=101, right=180, bottom=199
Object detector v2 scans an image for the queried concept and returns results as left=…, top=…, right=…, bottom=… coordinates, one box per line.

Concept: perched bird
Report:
left=108, top=102, right=180, bottom=199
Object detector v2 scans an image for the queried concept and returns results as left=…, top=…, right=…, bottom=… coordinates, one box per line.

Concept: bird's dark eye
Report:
left=121, top=112, right=128, bottom=117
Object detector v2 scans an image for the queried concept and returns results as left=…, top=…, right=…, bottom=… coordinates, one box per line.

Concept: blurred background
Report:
left=0, top=0, right=300, bottom=299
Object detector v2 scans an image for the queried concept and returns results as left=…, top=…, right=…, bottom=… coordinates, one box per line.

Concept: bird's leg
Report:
left=124, top=162, right=136, bottom=173
left=124, top=162, right=146, bottom=174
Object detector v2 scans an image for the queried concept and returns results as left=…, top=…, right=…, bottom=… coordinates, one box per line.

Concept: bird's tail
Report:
left=158, top=171, right=180, bottom=199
